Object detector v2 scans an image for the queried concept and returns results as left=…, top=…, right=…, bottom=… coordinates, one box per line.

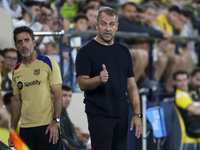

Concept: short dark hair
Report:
left=22, top=1, right=41, bottom=15
left=168, top=5, right=181, bottom=14
left=121, top=2, right=137, bottom=10
left=173, top=70, right=189, bottom=80
left=142, top=2, right=158, bottom=12
left=3, top=48, right=17, bottom=55
left=82, top=5, right=97, bottom=14
left=74, top=13, right=88, bottom=23
left=62, top=84, right=72, bottom=92
left=100, top=1, right=107, bottom=7
left=137, top=6, right=144, bottom=13
left=190, top=67, right=200, bottom=77
left=85, top=0, right=99, bottom=5
left=41, top=2, right=52, bottom=12
left=3, top=92, right=13, bottom=105
left=0, top=49, right=4, bottom=58
left=181, top=9, right=189, bottom=18
left=96, top=7, right=118, bottom=23
left=13, top=26, right=35, bottom=43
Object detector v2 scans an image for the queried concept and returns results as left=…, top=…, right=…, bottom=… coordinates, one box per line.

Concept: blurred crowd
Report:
left=0, top=0, right=200, bottom=95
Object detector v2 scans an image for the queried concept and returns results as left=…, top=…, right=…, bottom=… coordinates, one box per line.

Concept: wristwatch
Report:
left=134, top=113, right=143, bottom=118
left=53, top=118, right=60, bottom=123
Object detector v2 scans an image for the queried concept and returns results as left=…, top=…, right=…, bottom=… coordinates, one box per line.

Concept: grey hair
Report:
left=96, top=7, right=118, bottom=23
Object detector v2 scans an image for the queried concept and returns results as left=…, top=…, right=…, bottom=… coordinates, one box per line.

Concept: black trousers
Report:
left=87, top=113, right=128, bottom=150
left=20, top=125, right=60, bottom=150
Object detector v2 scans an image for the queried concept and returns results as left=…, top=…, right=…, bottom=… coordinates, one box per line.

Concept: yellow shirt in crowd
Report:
left=154, top=14, right=173, bottom=35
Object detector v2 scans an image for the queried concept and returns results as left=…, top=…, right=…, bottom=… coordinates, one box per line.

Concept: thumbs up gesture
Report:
left=100, top=64, right=109, bottom=83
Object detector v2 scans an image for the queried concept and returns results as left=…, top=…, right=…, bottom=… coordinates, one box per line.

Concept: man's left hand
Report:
left=130, top=116, right=142, bottom=139
left=45, top=122, right=59, bottom=144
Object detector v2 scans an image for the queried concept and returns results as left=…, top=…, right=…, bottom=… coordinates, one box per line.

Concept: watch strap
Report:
left=134, top=113, right=143, bottom=118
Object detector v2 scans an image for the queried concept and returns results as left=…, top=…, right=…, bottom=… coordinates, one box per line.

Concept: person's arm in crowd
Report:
left=118, top=18, right=164, bottom=38
left=35, top=25, right=49, bottom=48
left=60, top=116, right=88, bottom=149
left=77, top=64, right=108, bottom=91
left=45, top=84, right=62, bottom=144
left=60, top=18, right=70, bottom=44
left=187, top=105, right=200, bottom=116
left=0, top=91, right=9, bottom=128
left=0, top=107, right=9, bottom=129
left=2, top=0, right=21, bottom=18
left=126, top=77, right=142, bottom=139
left=8, top=94, right=22, bottom=146
left=75, top=127, right=90, bottom=143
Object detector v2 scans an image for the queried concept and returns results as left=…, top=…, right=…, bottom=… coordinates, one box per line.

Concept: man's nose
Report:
left=22, top=41, right=27, bottom=48
left=105, top=24, right=111, bottom=31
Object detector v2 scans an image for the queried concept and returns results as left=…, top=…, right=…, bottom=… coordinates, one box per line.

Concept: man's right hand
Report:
left=100, top=64, right=109, bottom=83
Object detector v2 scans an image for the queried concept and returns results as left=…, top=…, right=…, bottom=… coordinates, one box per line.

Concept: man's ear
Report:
left=116, top=22, right=119, bottom=31
left=33, top=39, right=36, bottom=47
left=95, top=22, right=98, bottom=30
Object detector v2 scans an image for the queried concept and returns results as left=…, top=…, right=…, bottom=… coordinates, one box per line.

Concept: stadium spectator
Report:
left=85, top=0, right=100, bottom=8
left=33, top=2, right=55, bottom=55
left=70, top=13, right=89, bottom=60
left=118, top=2, right=163, bottom=86
left=40, top=3, right=52, bottom=26
left=2, top=0, right=22, bottom=19
left=59, top=0, right=79, bottom=22
left=143, top=2, right=160, bottom=29
left=142, top=2, right=169, bottom=82
left=0, top=48, right=18, bottom=96
left=99, top=1, right=107, bottom=9
left=72, top=13, right=89, bottom=44
left=173, top=70, right=200, bottom=149
left=188, top=67, right=200, bottom=101
left=12, top=1, right=47, bottom=53
left=78, top=0, right=100, bottom=13
left=154, top=5, right=181, bottom=36
left=0, top=92, right=16, bottom=146
left=49, top=7, right=70, bottom=32
left=44, top=6, right=70, bottom=56
left=82, top=6, right=98, bottom=30
left=8, top=26, right=62, bottom=150
left=135, top=6, right=145, bottom=25
left=13, top=1, right=41, bottom=28
left=154, top=5, right=193, bottom=92
left=63, top=13, right=90, bottom=89
left=60, top=84, right=91, bottom=150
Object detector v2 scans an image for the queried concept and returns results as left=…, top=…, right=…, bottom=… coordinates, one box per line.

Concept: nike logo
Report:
left=16, top=75, right=21, bottom=78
